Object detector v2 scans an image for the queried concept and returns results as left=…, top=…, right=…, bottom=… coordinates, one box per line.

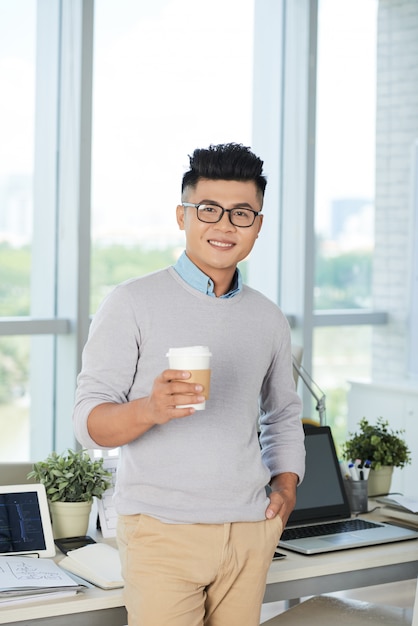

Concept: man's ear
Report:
left=176, top=204, right=185, bottom=230
left=255, top=213, right=264, bottom=237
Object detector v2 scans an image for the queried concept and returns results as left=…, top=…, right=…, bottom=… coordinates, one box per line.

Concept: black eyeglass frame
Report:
left=182, top=202, right=261, bottom=228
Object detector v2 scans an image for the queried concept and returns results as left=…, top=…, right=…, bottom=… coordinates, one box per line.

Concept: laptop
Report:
left=0, top=483, right=56, bottom=557
left=278, top=425, right=418, bottom=555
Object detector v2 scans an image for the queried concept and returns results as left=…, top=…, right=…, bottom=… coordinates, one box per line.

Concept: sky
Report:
left=0, top=1, right=35, bottom=177
left=315, top=0, right=377, bottom=234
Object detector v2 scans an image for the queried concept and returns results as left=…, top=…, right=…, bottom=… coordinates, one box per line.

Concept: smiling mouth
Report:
left=208, top=240, right=234, bottom=248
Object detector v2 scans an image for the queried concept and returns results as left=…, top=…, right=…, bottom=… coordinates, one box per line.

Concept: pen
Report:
left=348, top=462, right=359, bottom=481
left=361, top=460, right=371, bottom=480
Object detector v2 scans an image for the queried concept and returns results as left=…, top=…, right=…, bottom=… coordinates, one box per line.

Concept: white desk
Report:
left=265, top=532, right=418, bottom=603
left=266, top=504, right=418, bottom=602
left=0, top=586, right=127, bottom=626
left=1, top=508, right=418, bottom=625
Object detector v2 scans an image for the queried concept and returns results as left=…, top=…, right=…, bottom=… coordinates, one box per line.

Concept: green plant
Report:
left=28, top=449, right=112, bottom=502
left=342, top=417, right=411, bottom=470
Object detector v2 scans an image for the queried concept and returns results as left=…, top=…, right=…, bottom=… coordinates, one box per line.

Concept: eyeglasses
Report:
left=182, top=202, right=261, bottom=228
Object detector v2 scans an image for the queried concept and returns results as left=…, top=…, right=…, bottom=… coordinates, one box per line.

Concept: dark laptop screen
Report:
left=0, top=490, right=46, bottom=554
left=286, top=425, right=351, bottom=526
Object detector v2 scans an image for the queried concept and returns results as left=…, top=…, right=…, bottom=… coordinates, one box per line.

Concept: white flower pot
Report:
left=367, top=466, right=393, bottom=497
left=49, top=500, right=92, bottom=539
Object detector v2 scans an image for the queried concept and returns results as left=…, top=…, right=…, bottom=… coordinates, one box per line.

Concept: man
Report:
left=73, top=143, right=305, bottom=626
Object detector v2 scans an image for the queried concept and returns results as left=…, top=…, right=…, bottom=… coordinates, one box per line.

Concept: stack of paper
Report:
left=377, top=495, right=418, bottom=527
left=0, top=555, right=85, bottom=606
left=96, top=453, right=118, bottom=538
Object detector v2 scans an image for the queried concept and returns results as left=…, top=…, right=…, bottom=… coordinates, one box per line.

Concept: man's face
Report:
left=176, top=178, right=263, bottom=281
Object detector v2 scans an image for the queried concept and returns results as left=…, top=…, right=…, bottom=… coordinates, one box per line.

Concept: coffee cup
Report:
left=166, top=345, right=212, bottom=410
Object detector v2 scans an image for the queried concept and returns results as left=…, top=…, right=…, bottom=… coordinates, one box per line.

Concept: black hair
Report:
left=181, top=143, right=267, bottom=197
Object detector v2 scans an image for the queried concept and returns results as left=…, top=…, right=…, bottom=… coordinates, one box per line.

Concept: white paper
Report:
left=0, top=556, right=80, bottom=591
left=96, top=454, right=119, bottom=538
left=0, top=589, right=78, bottom=606
left=381, top=495, right=418, bottom=513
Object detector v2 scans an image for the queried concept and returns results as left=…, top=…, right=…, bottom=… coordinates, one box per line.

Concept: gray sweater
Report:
left=73, top=266, right=305, bottom=524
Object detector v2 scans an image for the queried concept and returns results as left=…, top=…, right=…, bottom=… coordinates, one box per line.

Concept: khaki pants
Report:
left=117, top=513, right=283, bottom=626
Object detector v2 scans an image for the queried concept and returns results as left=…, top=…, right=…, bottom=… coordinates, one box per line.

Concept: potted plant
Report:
left=342, top=417, right=411, bottom=496
left=28, top=449, right=112, bottom=538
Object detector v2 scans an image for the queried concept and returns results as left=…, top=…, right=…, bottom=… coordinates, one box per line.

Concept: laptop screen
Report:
left=287, top=425, right=351, bottom=526
left=0, top=484, right=56, bottom=557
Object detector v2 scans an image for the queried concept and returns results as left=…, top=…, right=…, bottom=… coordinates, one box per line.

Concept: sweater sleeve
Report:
left=258, top=323, right=306, bottom=484
left=72, top=284, right=141, bottom=449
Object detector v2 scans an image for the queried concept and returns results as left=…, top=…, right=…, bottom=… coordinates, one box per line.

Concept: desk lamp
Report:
left=292, top=356, right=326, bottom=426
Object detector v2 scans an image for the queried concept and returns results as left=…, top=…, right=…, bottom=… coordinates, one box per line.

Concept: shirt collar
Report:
left=174, top=251, right=242, bottom=298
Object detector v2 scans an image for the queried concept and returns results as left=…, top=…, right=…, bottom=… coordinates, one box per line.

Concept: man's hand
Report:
left=87, top=369, right=206, bottom=447
left=141, top=369, right=206, bottom=425
left=265, top=472, right=299, bottom=526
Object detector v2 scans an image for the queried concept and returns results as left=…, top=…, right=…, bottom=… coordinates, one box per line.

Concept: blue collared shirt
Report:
left=173, top=251, right=242, bottom=298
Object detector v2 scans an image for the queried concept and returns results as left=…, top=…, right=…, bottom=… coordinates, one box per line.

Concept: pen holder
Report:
left=344, top=480, right=368, bottom=514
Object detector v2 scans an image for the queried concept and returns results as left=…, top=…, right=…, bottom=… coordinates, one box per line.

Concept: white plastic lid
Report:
left=166, top=345, right=212, bottom=357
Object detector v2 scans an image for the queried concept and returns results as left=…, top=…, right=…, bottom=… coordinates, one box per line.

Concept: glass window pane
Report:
left=313, top=325, right=372, bottom=454
left=0, top=245, right=31, bottom=316
left=0, top=2, right=35, bottom=461
left=0, top=1, right=35, bottom=315
left=0, top=336, right=30, bottom=461
left=315, top=0, right=377, bottom=310
left=91, top=0, right=254, bottom=312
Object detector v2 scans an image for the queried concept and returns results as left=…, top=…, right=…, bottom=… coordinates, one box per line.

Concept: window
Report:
left=1, top=0, right=255, bottom=460
left=312, top=0, right=378, bottom=436
left=3, top=0, right=415, bottom=462
left=250, top=0, right=384, bottom=448
left=0, top=1, right=35, bottom=461
left=315, top=0, right=376, bottom=311
left=91, top=0, right=254, bottom=311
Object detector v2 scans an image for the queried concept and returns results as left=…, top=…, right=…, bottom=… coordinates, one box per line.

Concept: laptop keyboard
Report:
left=281, top=518, right=381, bottom=541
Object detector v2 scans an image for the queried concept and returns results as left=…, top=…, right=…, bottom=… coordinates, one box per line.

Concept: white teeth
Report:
left=209, top=240, right=233, bottom=248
